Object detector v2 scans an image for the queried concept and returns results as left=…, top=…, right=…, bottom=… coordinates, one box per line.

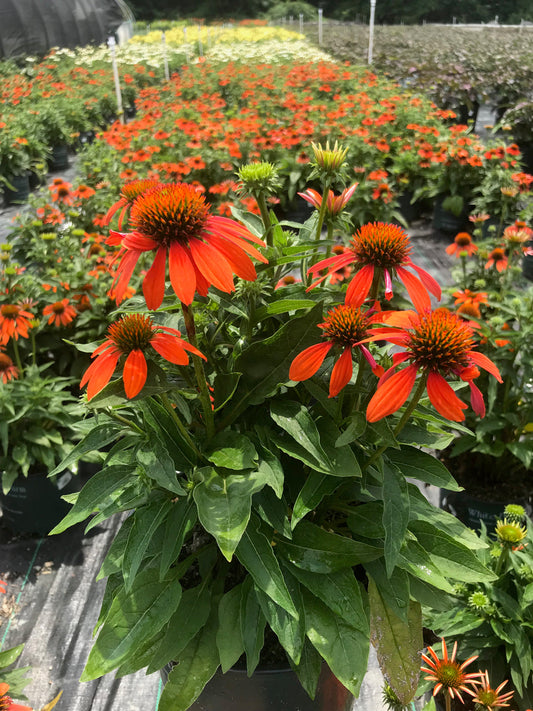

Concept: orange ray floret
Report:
left=471, top=670, right=514, bottom=709
left=445, top=232, right=478, bottom=257
left=42, top=299, right=77, bottom=327
left=0, top=351, right=19, bottom=383
left=485, top=247, right=508, bottom=272
left=80, top=313, right=206, bottom=400
left=363, top=308, right=502, bottom=422
left=421, top=638, right=482, bottom=703
left=107, top=182, right=267, bottom=309
left=0, top=683, right=32, bottom=711
left=0, top=304, right=33, bottom=344
left=104, top=177, right=159, bottom=228
left=307, top=222, right=441, bottom=312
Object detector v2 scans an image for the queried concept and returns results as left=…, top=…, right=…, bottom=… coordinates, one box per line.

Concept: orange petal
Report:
left=467, top=350, right=502, bottom=382
left=410, top=263, right=442, bottom=299
left=207, top=232, right=257, bottom=281
left=123, top=349, right=147, bottom=398
left=345, top=264, right=374, bottom=307
left=289, top=342, right=332, bottom=381
left=122, top=231, right=158, bottom=251
left=426, top=372, right=467, bottom=421
left=143, top=246, right=167, bottom=310
left=366, top=364, right=417, bottom=422
left=111, top=249, right=142, bottom=304
left=169, top=241, right=196, bottom=305
left=150, top=332, right=190, bottom=365
left=329, top=348, right=353, bottom=398
left=84, top=350, right=121, bottom=400
left=189, top=238, right=235, bottom=293
left=396, top=266, right=431, bottom=312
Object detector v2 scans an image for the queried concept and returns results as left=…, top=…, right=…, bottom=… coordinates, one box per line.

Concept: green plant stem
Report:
left=11, top=337, right=24, bottom=377
left=106, top=409, right=144, bottom=435
left=181, top=302, right=215, bottom=440
left=159, top=392, right=202, bottom=460
left=494, top=546, right=510, bottom=576
left=314, top=180, right=331, bottom=243
left=255, top=192, right=272, bottom=244
left=445, top=693, right=451, bottom=711
left=30, top=329, right=37, bottom=366
left=460, top=254, right=467, bottom=289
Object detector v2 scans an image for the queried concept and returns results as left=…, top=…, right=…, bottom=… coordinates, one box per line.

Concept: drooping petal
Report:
left=83, top=350, right=121, bottom=400
left=345, top=264, right=375, bottom=307
left=359, top=344, right=384, bottom=377
left=202, top=222, right=267, bottom=263
left=123, top=349, right=147, bottom=398
left=396, top=266, right=431, bottom=313
left=189, top=237, right=236, bottom=293
left=210, top=215, right=266, bottom=247
left=426, top=372, right=468, bottom=421
left=467, top=350, right=503, bottom=382
left=110, top=249, right=142, bottom=304
left=468, top=379, right=485, bottom=417
left=122, top=231, right=158, bottom=251
left=298, top=188, right=321, bottom=209
left=383, top=268, right=393, bottom=300
left=142, top=246, right=167, bottom=310
left=207, top=232, right=258, bottom=281
left=289, top=341, right=332, bottom=381
left=150, top=332, right=190, bottom=365
left=409, top=263, right=442, bottom=299
left=366, top=364, right=417, bottom=422
left=329, top=347, right=354, bottom=398
left=169, top=241, right=196, bottom=305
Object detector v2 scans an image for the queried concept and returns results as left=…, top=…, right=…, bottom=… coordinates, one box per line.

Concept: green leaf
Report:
left=387, top=447, right=462, bottom=491
left=291, top=470, right=341, bottom=529
left=241, top=579, right=266, bottom=676
left=302, top=588, right=368, bottom=697
left=49, top=465, right=135, bottom=534
left=256, top=447, right=284, bottom=498
left=158, top=610, right=220, bottom=711
left=212, top=372, right=241, bottom=411
left=398, top=539, right=454, bottom=593
left=236, top=518, right=297, bottom=618
left=409, top=520, right=496, bottom=583
left=383, top=462, right=410, bottom=576
left=147, top=583, right=212, bottom=674
left=97, top=517, right=134, bottom=579
left=276, top=520, right=382, bottom=573
left=82, top=566, right=182, bottom=680
left=270, top=400, right=331, bottom=472
left=205, top=431, right=258, bottom=470
left=368, top=578, right=422, bottom=705
left=365, top=559, right=410, bottom=624
left=315, top=417, right=362, bottom=478
left=49, top=422, right=120, bottom=476
left=139, top=399, right=196, bottom=469
left=159, top=499, right=197, bottom=579
left=289, top=638, right=323, bottom=700
left=122, top=498, right=172, bottom=591
left=0, top=644, right=24, bottom=669
left=336, top=413, right=367, bottom=446
left=348, top=502, right=385, bottom=540
left=421, top=698, right=437, bottom=711
left=137, top=435, right=186, bottom=495
left=256, top=570, right=305, bottom=665
left=253, top=298, right=317, bottom=322
left=217, top=585, right=245, bottom=673
left=193, top=467, right=267, bottom=561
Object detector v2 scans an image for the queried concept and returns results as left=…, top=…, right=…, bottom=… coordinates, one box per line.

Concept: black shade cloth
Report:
left=0, top=0, right=127, bottom=58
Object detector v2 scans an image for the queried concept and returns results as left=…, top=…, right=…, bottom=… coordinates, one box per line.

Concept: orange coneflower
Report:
left=42, top=298, right=77, bottom=327
left=49, top=179, right=74, bottom=205
left=104, top=178, right=159, bottom=228
left=363, top=308, right=502, bottom=422
left=446, top=232, right=478, bottom=257
left=80, top=313, right=206, bottom=399
left=308, top=222, right=441, bottom=313
left=0, top=351, right=19, bottom=383
left=298, top=183, right=358, bottom=217
left=107, top=182, right=267, bottom=309
left=0, top=683, right=32, bottom=711
left=289, top=303, right=387, bottom=398
left=485, top=247, right=508, bottom=272
left=0, top=304, right=33, bottom=344
left=421, top=639, right=482, bottom=705
left=470, top=671, right=514, bottom=710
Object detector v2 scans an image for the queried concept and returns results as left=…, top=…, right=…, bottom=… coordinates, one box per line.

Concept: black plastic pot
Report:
left=0, top=471, right=78, bottom=535
left=432, top=195, right=469, bottom=234
left=440, top=489, right=530, bottom=532
left=517, top=141, right=533, bottom=174
left=160, top=663, right=353, bottom=710
left=3, top=172, right=31, bottom=206
left=48, top=143, right=70, bottom=172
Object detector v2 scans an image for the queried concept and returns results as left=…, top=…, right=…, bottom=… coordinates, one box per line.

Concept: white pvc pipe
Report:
left=368, top=0, right=376, bottom=64
left=162, top=32, right=170, bottom=81
left=318, top=8, right=323, bottom=45
left=108, top=36, right=124, bottom=124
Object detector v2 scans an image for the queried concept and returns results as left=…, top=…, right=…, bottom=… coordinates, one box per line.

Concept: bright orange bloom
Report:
left=421, top=639, right=482, bottom=703
left=503, top=223, right=533, bottom=246
left=485, top=248, right=508, bottom=272
left=0, top=683, right=32, bottom=711
left=42, top=299, right=77, bottom=327
left=49, top=179, right=74, bottom=205
left=104, top=178, right=159, bottom=228
left=453, top=289, right=488, bottom=306
left=107, top=182, right=267, bottom=309
left=364, top=308, right=502, bottom=422
left=308, top=222, right=441, bottom=313
left=0, top=304, right=33, bottom=344
left=80, top=313, right=206, bottom=400
left=289, top=304, right=386, bottom=398
left=298, top=183, right=358, bottom=217
left=0, top=579, right=6, bottom=593
left=446, top=232, right=478, bottom=257
left=0, top=351, right=19, bottom=383
left=470, top=671, right=514, bottom=709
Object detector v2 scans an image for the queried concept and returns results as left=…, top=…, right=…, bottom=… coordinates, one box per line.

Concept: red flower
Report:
left=298, top=183, right=357, bottom=217
left=289, top=304, right=387, bottom=398
left=104, top=178, right=159, bottom=228
left=108, top=182, right=267, bottom=309
left=0, top=351, right=19, bottom=383
left=42, top=299, right=77, bottom=327
left=485, top=247, right=508, bottom=272
left=307, top=222, right=441, bottom=313
left=421, top=639, right=482, bottom=703
left=0, top=304, right=33, bottom=344
left=80, top=313, right=206, bottom=400
left=364, top=308, right=502, bottom=422
left=0, top=683, right=32, bottom=711
left=445, top=232, right=478, bottom=257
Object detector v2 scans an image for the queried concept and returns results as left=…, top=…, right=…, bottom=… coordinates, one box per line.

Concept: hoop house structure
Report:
left=0, top=0, right=133, bottom=58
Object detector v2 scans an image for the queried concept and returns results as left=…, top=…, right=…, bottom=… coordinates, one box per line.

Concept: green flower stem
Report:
left=106, top=409, right=144, bottom=435
left=11, top=337, right=24, bottom=377
left=460, top=254, right=467, bottom=289
left=494, top=546, right=510, bottom=576
left=30, top=329, right=37, bottom=366
left=159, top=392, right=202, bottom=460
left=255, top=192, right=272, bottom=244
left=362, top=372, right=428, bottom=472
left=181, top=302, right=215, bottom=440
left=314, top=179, right=331, bottom=243
left=445, top=693, right=451, bottom=711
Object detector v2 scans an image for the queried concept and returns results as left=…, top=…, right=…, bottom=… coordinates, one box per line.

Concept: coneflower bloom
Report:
left=0, top=351, right=19, bottom=383
left=0, top=683, right=32, bottom=711
left=485, top=248, right=508, bottom=272
left=445, top=232, right=478, bottom=257
left=298, top=183, right=357, bottom=218
left=421, top=639, right=482, bottom=703
left=104, top=178, right=159, bottom=228
left=470, top=671, right=514, bottom=710
left=80, top=313, right=206, bottom=400
left=107, top=182, right=267, bottom=309
left=364, top=308, right=502, bottom=422
left=307, top=222, right=441, bottom=313
left=289, top=304, right=386, bottom=398
left=0, top=304, right=33, bottom=344
left=42, top=299, right=77, bottom=327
